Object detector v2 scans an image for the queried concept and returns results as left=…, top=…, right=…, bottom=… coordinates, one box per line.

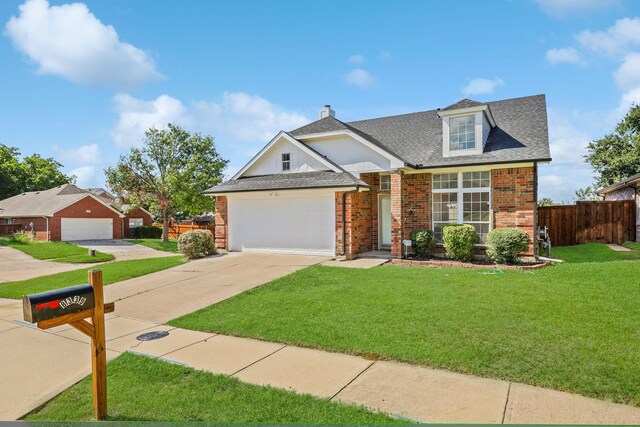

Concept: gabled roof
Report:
left=597, top=173, right=640, bottom=194
left=440, top=98, right=485, bottom=111
left=204, top=171, right=368, bottom=194
left=0, top=184, right=125, bottom=218
left=290, top=94, right=551, bottom=168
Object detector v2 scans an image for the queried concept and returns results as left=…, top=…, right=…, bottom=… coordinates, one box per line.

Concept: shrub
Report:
left=410, top=228, right=436, bottom=259
left=134, top=225, right=162, bottom=239
left=486, top=228, right=530, bottom=264
left=10, top=230, right=32, bottom=243
left=178, top=229, right=216, bottom=259
left=443, top=224, right=477, bottom=261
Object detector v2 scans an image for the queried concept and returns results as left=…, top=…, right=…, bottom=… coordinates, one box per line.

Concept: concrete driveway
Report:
left=74, top=239, right=171, bottom=261
left=0, top=252, right=326, bottom=419
left=0, top=245, right=96, bottom=283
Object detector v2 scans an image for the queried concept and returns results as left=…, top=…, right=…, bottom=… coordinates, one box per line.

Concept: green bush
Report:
left=134, top=225, right=162, bottom=239
left=178, top=230, right=216, bottom=259
left=10, top=230, right=32, bottom=243
left=410, top=228, right=436, bottom=259
left=443, top=224, right=477, bottom=261
left=486, top=228, right=530, bottom=264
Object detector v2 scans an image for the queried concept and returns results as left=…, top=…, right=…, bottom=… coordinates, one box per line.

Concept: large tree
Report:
left=105, top=124, right=228, bottom=242
left=585, top=104, right=640, bottom=188
left=0, top=144, right=73, bottom=199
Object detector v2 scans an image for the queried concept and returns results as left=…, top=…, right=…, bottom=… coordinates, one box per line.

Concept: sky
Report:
left=0, top=0, right=639, bottom=202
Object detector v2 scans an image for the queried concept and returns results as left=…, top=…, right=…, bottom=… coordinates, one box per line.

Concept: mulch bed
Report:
left=390, top=258, right=551, bottom=271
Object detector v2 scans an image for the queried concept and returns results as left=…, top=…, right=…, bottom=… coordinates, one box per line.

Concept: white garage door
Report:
left=61, top=218, right=113, bottom=241
left=228, top=190, right=335, bottom=256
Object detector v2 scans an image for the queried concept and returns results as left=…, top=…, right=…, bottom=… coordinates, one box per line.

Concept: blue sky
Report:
left=1, top=0, right=639, bottom=201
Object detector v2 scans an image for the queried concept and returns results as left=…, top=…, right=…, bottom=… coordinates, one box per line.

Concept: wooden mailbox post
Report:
left=22, top=269, right=114, bottom=420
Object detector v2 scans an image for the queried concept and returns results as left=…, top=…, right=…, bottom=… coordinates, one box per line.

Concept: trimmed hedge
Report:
left=486, top=228, right=530, bottom=264
left=443, top=224, right=477, bottom=261
left=134, top=226, right=162, bottom=239
left=178, top=230, right=216, bottom=259
left=410, top=228, right=436, bottom=259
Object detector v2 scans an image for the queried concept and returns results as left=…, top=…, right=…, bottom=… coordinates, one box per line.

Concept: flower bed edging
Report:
left=390, top=258, right=551, bottom=270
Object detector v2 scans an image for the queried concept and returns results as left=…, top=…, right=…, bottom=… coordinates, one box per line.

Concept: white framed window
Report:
left=449, top=115, right=476, bottom=151
left=432, top=171, right=491, bottom=243
left=379, top=174, right=391, bottom=191
left=129, top=218, right=144, bottom=229
left=281, top=153, right=291, bottom=171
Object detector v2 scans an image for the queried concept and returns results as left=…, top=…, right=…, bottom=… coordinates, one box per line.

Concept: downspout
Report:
left=43, top=216, right=49, bottom=241
left=533, top=161, right=538, bottom=258
left=341, top=186, right=360, bottom=256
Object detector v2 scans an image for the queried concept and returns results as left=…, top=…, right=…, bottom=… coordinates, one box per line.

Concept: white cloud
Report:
left=345, top=68, right=376, bottom=88
left=69, top=165, right=98, bottom=188
left=576, top=17, right=640, bottom=57
left=614, top=52, right=640, bottom=90
left=348, top=54, right=365, bottom=64
left=4, top=0, right=161, bottom=88
left=193, top=92, right=309, bottom=142
left=545, top=47, right=585, bottom=65
left=461, top=77, right=504, bottom=96
left=112, top=91, right=310, bottom=148
left=534, top=0, right=620, bottom=18
left=52, top=143, right=102, bottom=165
left=546, top=108, right=591, bottom=164
left=111, top=93, right=191, bottom=148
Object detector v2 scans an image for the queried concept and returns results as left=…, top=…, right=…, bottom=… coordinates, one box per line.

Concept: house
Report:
left=205, top=94, right=551, bottom=259
left=597, top=173, right=640, bottom=242
left=0, top=184, right=152, bottom=241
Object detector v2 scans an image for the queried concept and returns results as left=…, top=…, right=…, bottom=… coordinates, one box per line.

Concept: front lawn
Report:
left=0, top=256, right=185, bottom=299
left=124, top=238, right=179, bottom=253
left=26, top=352, right=397, bottom=423
left=552, top=242, right=640, bottom=263
left=0, top=237, right=114, bottom=263
left=170, top=243, right=640, bottom=407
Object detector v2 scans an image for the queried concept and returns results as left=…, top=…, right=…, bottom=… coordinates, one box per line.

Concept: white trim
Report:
left=295, top=130, right=406, bottom=169
left=437, top=105, right=496, bottom=127
left=378, top=193, right=391, bottom=250
left=403, top=162, right=535, bottom=175
left=232, top=131, right=341, bottom=180
left=209, top=185, right=366, bottom=197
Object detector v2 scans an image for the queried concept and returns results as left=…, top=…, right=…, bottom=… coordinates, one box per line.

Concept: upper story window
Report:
left=449, top=115, right=476, bottom=151
left=379, top=174, right=391, bottom=191
left=281, top=153, right=291, bottom=171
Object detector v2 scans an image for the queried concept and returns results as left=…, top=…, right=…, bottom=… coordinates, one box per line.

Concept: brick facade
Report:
left=10, top=217, right=49, bottom=240
left=123, top=208, right=153, bottom=238
left=491, top=167, right=536, bottom=251
left=214, top=196, right=228, bottom=249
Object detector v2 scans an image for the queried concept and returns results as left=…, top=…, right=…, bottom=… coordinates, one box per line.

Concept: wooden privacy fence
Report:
left=153, top=223, right=215, bottom=239
left=537, top=200, right=635, bottom=246
left=0, top=224, right=22, bottom=236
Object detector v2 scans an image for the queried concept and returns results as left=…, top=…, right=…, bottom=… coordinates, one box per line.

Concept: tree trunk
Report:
left=162, top=209, right=169, bottom=243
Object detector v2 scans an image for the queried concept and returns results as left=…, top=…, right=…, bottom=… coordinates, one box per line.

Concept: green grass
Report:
left=552, top=242, right=640, bottom=263
left=0, top=237, right=114, bottom=263
left=26, top=352, right=398, bottom=423
left=124, top=238, right=179, bottom=253
left=170, top=243, right=640, bottom=407
left=0, top=256, right=185, bottom=298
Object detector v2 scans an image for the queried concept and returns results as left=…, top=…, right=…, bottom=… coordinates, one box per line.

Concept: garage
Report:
left=61, top=218, right=113, bottom=241
left=227, top=190, right=335, bottom=256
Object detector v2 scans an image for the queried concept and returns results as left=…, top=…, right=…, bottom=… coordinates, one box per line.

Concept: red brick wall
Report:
left=390, top=170, right=404, bottom=257
left=52, top=195, right=123, bottom=240
left=335, top=173, right=378, bottom=259
left=124, top=208, right=153, bottom=238
left=8, top=217, right=49, bottom=241
left=214, top=196, right=228, bottom=249
left=491, top=167, right=536, bottom=253
left=402, top=172, right=432, bottom=238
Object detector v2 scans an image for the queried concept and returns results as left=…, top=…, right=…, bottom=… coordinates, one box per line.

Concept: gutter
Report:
left=341, top=185, right=360, bottom=257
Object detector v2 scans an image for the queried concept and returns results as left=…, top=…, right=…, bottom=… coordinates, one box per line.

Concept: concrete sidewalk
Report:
left=0, top=245, right=98, bottom=283
left=3, top=297, right=640, bottom=424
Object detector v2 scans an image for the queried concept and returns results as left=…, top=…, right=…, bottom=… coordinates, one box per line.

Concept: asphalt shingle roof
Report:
left=440, top=98, right=486, bottom=111
left=203, top=171, right=368, bottom=194
left=290, top=94, right=551, bottom=168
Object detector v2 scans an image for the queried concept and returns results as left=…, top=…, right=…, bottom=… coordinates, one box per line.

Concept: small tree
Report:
left=538, top=197, right=556, bottom=207
left=575, top=186, right=598, bottom=201
left=105, top=124, right=228, bottom=242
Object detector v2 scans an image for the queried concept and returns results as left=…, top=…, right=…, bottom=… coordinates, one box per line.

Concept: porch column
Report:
left=391, top=170, right=404, bottom=257
left=214, top=196, right=228, bottom=250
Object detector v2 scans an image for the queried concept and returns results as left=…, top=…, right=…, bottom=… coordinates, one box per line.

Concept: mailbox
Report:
left=23, top=284, right=95, bottom=323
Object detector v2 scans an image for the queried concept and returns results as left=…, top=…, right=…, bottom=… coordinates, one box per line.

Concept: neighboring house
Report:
left=0, top=184, right=152, bottom=241
left=205, top=94, right=551, bottom=259
left=598, top=173, right=640, bottom=242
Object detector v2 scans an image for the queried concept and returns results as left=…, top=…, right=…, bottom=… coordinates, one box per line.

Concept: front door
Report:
left=379, top=194, right=392, bottom=249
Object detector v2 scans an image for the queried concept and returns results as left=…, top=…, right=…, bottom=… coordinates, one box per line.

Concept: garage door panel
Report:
left=61, top=218, right=113, bottom=241
left=228, top=192, right=335, bottom=256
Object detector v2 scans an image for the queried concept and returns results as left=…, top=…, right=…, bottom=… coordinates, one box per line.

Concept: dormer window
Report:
left=449, top=115, right=476, bottom=151
left=281, top=153, right=291, bottom=171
